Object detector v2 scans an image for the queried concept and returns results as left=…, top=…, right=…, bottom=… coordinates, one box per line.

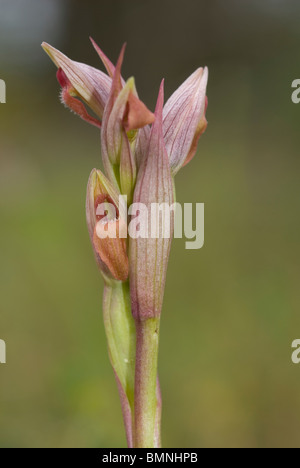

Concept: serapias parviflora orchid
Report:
left=42, top=39, right=208, bottom=448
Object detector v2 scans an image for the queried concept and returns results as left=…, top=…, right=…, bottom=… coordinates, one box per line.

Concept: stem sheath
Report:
left=103, top=281, right=136, bottom=447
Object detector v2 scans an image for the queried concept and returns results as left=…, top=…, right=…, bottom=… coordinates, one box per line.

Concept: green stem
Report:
left=134, top=317, right=160, bottom=448
left=103, top=280, right=136, bottom=447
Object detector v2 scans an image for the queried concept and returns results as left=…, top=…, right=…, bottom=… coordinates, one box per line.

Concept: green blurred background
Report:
left=0, top=0, right=300, bottom=448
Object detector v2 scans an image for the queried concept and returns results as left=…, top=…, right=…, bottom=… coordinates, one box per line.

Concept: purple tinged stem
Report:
left=132, top=82, right=173, bottom=447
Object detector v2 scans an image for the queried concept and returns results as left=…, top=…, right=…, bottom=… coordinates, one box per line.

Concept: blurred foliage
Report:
left=0, top=0, right=300, bottom=448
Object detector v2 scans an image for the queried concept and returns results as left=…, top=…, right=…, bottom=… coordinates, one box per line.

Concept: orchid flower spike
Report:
left=43, top=38, right=209, bottom=449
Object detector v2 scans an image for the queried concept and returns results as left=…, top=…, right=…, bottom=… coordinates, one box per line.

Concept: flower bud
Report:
left=101, top=46, right=154, bottom=201
left=129, top=81, right=174, bottom=320
left=163, top=67, right=208, bottom=175
left=86, top=169, right=129, bottom=282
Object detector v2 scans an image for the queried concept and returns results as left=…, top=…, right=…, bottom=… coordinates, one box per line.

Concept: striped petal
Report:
left=129, top=81, right=174, bottom=320
left=163, top=67, right=208, bottom=175
left=42, top=42, right=111, bottom=121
